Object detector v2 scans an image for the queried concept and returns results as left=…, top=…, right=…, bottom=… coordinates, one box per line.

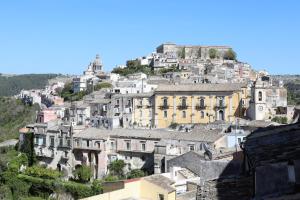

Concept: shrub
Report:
left=61, top=181, right=94, bottom=199
left=7, top=153, right=28, bottom=173
left=91, top=179, right=103, bottom=195
left=271, top=116, right=288, bottom=124
left=169, top=122, right=179, bottom=129
left=103, top=175, right=119, bottom=182
left=24, top=165, right=61, bottom=179
left=108, top=160, right=125, bottom=178
left=0, top=185, right=13, bottom=200
left=126, top=169, right=146, bottom=179
left=73, top=165, right=92, bottom=183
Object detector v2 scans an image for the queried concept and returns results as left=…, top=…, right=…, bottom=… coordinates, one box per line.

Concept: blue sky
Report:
left=0, top=0, right=299, bottom=75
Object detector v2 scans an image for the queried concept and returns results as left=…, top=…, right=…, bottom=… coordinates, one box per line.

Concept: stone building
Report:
left=131, top=92, right=154, bottom=128
left=196, top=122, right=300, bottom=199
left=72, top=128, right=162, bottom=178
left=20, top=121, right=74, bottom=178
left=247, top=76, right=288, bottom=120
left=153, top=83, right=245, bottom=128
left=154, top=127, right=226, bottom=174
left=242, top=122, right=300, bottom=199
left=156, top=43, right=231, bottom=60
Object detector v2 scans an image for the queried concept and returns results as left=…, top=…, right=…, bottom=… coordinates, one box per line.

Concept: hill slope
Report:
left=0, top=97, right=39, bottom=142
left=0, top=74, right=59, bottom=96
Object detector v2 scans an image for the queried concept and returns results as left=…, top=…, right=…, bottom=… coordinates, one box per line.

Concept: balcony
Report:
left=159, top=104, right=169, bottom=110
left=195, top=104, right=207, bottom=110
left=214, top=104, right=227, bottom=110
left=177, top=105, right=188, bottom=110
left=35, top=151, right=54, bottom=158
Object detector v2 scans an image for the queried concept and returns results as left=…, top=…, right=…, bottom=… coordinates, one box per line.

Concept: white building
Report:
left=111, top=74, right=157, bottom=94
left=247, top=76, right=288, bottom=121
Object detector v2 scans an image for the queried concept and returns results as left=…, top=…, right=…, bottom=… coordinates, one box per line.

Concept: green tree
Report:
left=208, top=48, right=217, bottom=59
left=223, top=49, right=237, bottom=60
left=271, top=116, right=288, bottom=124
left=74, top=165, right=92, bottom=183
left=126, top=169, right=146, bottom=179
left=94, top=82, right=112, bottom=91
left=19, top=132, right=36, bottom=166
left=108, top=160, right=125, bottom=178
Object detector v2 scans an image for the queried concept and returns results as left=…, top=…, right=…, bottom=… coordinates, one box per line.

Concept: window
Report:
left=59, top=138, right=63, bottom=147
left=163, top=98, right=168, bottom=107
left=219, top=97, right=224, bottom=107
left=50, top=136, right=55, bottom=147
left=126, top=140, right=131, bottom=150
left=110, top=141, right=115, bottom=150
left=116, top=99, right=120, bottom=105
left=141, top=142, right=146, bottom=151
left=182, top=97, right=187, bottom=107
left=67, top=139, right=71, bottom=147
left=288, top=161, right=296, bottom=183
left=182, top=111, right=186, bottom=118
left=139, top=99, right=143, bottom=106
left=258, top=91, right=262, bottom=101
left=164, top=110, right=167, bottom=118
left=158, top=194, right=164, bottom=200
left=87, top=140, right=90, bottom=147
left=200, top=111, right=205, bottom=118
left=200, top=98, right=205, bottom=107
left=189, top=145, right=195, bottom=151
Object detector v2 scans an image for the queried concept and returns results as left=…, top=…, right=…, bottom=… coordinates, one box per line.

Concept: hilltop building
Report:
left=153, top=83, right=245, bottom=128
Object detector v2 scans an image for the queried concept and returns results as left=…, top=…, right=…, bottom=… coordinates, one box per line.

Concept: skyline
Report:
left=0, top=0, right=300, bottom=75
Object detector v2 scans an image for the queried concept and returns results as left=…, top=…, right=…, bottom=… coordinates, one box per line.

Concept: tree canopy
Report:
left=223, top=49, right=237, bottom=60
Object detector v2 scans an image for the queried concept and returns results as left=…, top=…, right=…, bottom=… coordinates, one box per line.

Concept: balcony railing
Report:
left=214, top=104, right=227, bottom=110
left=195, top=104, right=206, bottom=110
left=159, top=104, right=169, bottom=110
left=177, top=105, right=188, bottom=110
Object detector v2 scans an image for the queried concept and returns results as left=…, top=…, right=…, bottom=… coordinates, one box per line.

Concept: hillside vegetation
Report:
left=0, top=74, right=59, bottom=96
left=0, top=97, right=40, bottom=142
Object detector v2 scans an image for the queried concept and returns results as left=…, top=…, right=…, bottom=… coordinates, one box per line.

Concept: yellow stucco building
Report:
left=153, top=83, right=244, bottom=128
left=132, top=93, right=153, bottom=128
left=81, top=174, right=176, bottom=200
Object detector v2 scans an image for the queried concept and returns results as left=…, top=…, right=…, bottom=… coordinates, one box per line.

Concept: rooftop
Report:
left=73, top=127, right=224, bottom=143
left=155, top=83, right=244, bottom=92
left=143, top=174, right=175, bottom=193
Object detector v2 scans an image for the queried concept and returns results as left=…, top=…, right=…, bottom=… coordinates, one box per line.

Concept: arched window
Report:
left=258, top=91, right=262, bottom=101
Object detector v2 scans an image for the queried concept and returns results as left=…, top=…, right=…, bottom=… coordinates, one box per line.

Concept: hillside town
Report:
left=11, top=43, right=300, bottom=200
